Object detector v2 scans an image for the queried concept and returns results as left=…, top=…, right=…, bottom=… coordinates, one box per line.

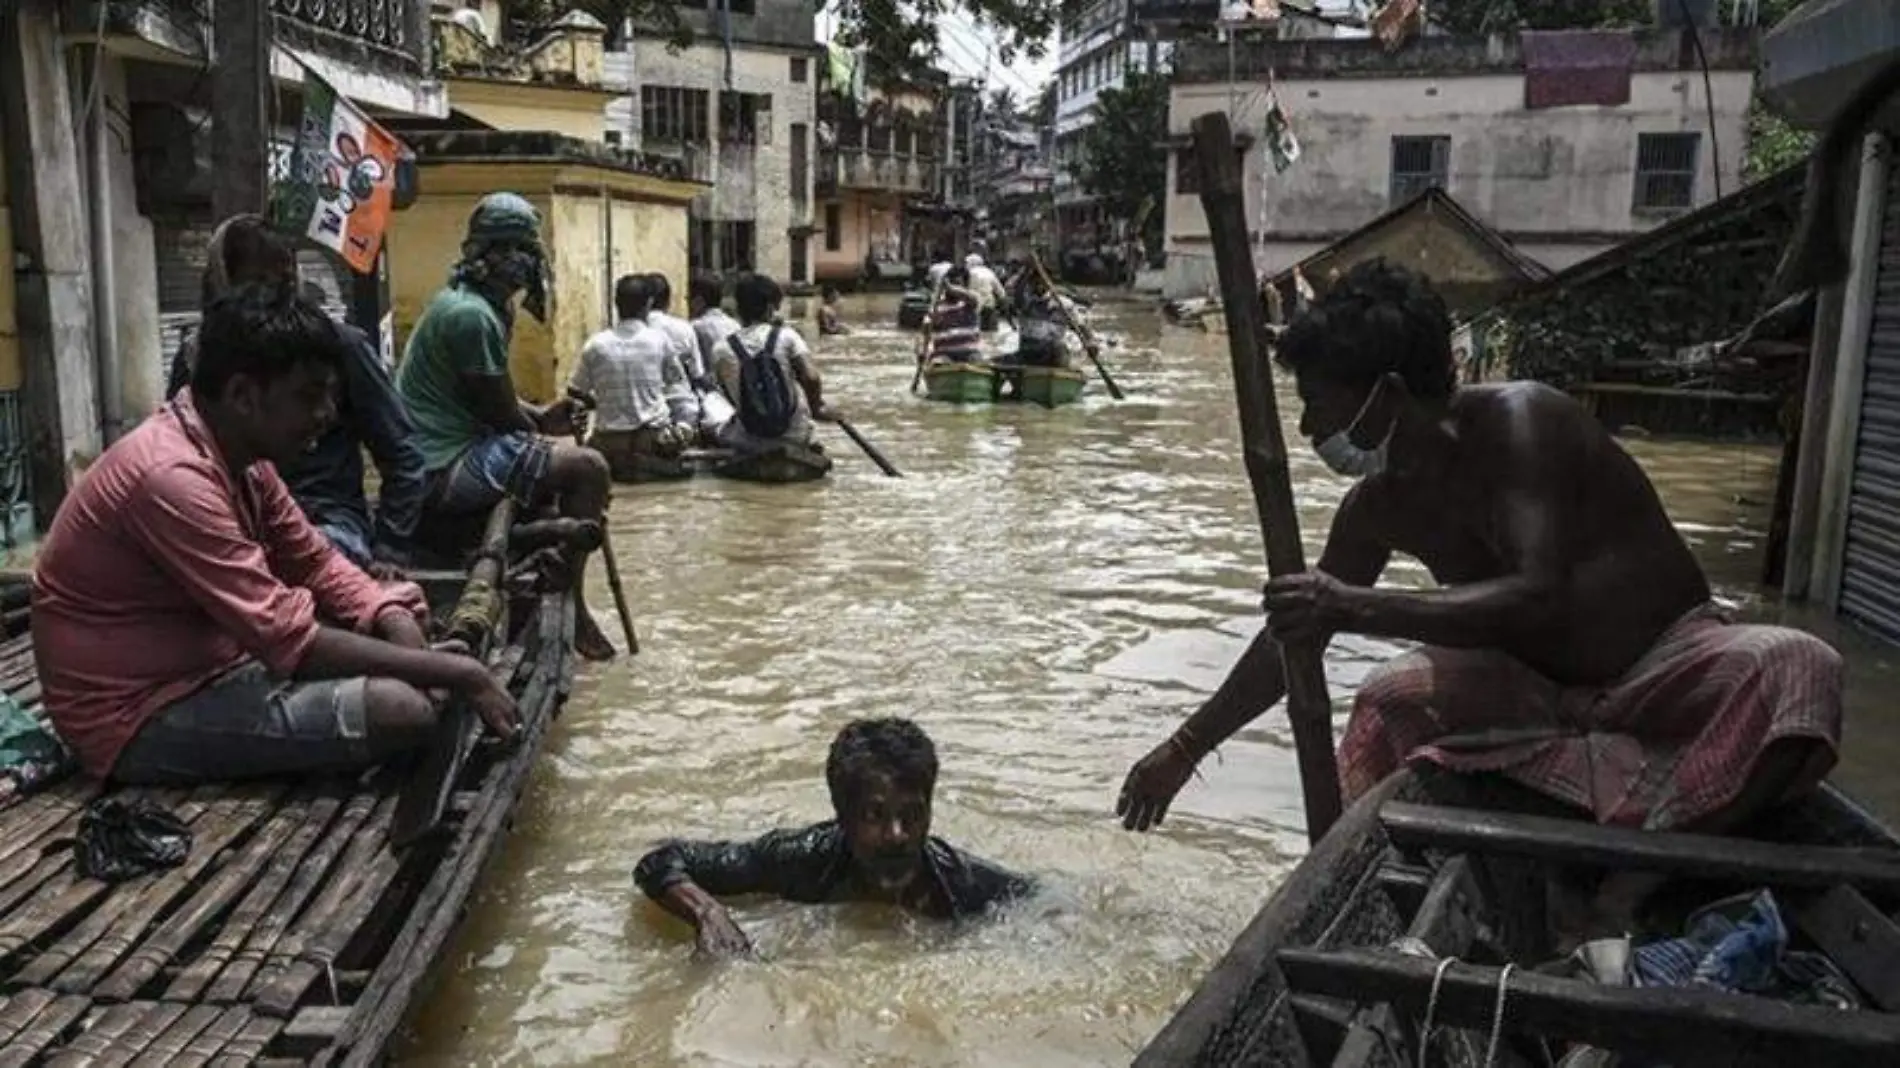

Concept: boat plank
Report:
left=0, top=994, right=89, bottom=1068
left=0, top=989, right=58, bottom=1043
left=75, top=1002, right=189, bottom=1068
left=93, top=797, right=314, bottom=1001
left=1794, top=884, right=1900, bottom=1012
left=122, top=1004, right=221, bottom=1068
left=200, top=794, right=379, bottom=1005
left=43, top=1000, right=153, bottom=1067
left=29, top=792, right=283, bottom=993
left=1278, top=947, right=1900, bottom=1066
left=1331, top=856, right=1487, bottom=1066
left=205, top=1014, right=279, bottom=1067
left=241, top=796, right=396, bottom=1013
left=167, top=1005, right=254, bottom=1068
left=0, top=783, right=95, bottom=869
left=165, top=794, right=348, bottom=1005
left=334, top=600, right=569, bottom=1066
left=249, top=844, right=403, bottom=1017
left=1380, top=803, right=1900, bottom=893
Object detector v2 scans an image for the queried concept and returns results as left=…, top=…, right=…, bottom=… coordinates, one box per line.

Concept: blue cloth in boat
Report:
left=0, top=694, right=73, bottom=809
left=633, top=819, right=1036, bottom=921
left=1632, top=889, right=1859, bottom=1010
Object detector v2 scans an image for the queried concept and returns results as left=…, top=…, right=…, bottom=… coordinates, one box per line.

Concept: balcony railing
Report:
left=826, top=149, right=938, bottom=195
left=269, top=0, right=428, bottom=73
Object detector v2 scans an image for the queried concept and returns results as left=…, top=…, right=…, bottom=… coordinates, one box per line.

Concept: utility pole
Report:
left=212, top=0, right=272, bottom=220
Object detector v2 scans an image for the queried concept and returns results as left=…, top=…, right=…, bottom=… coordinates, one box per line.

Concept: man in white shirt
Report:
left=710, top=273, right=827, bottom=455
left=964, top=252, right=1009, bottom=332
left=569, top=275, right=696, bottom=481
left=646, top=272, right=709, bottom=388
left=688, top=273, right=742, bottom=443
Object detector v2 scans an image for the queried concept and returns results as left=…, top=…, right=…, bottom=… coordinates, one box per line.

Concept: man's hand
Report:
left=1262, top=570, right=1354, bottom=645
left=453, top=660, right=521, bottom=742
left=1117, top=736, right=1200, bottom=832
left=694, top=904, right=757, bottom=959
left=537, top=396, right=587, bottom=438
left=374, top=607, right=429, bottom=651
left=366, top=559, right=408, bottom=583
left=812, top=405, right=840, bottom=423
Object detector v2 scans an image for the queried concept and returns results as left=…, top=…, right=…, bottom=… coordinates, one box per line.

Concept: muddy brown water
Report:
left=399, top=294, right=1896, bottom=1065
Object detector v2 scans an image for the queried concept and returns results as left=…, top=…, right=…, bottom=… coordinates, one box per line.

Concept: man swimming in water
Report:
left=634, top=718, right=1036, bottom=957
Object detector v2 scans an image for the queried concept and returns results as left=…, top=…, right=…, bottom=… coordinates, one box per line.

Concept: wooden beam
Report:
left=211, top=0, right=271, bottom=219
left=1795, top=885, right=1900, bottom=1012
left=1277, top=948, right=1900, bottom=1066
left=1380, top=803, right=1900, bottom=894
left=1191, top=109, right=1341, bottom=842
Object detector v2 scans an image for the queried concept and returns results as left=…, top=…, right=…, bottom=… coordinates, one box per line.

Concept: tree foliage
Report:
left=1069, top=69, right=1168, bottom=251
left=507, top=0, right=1055, bottom=70
left=1431, top=0, right=1651, bottom=33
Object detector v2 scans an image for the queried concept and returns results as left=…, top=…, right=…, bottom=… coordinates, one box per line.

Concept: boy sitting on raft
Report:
left=634, top=718, right=1036, bottom=957
left=1117, top=260, right=1844, bottom=934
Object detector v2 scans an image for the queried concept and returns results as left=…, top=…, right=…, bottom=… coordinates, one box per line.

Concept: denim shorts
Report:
left=314, top=516, right=374, bottom=568
left=428, top=432, right=553, bottom=517
left=112, top=661, right=373, bottom=786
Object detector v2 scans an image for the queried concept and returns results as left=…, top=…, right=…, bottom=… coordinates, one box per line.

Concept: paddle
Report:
left=908, top=277, right=948, bottom=394
left=1029, top=252, right=1125, bottom=401
left=563, top=387, right=640, bottom=656
left=832, top=417, right=902, bottom=477
left=1192, top=111, right=1341, bottom=843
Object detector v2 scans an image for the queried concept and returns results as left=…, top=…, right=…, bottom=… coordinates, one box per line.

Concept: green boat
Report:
left=922, top=360, right=998, bottom=404
left=921, top=359, right=1087, bottom=408
left=1014, top=365, right=1088, bottom=408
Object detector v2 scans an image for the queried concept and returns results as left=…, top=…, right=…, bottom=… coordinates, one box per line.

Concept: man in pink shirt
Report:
left=32, top=285, right=519, bottom=784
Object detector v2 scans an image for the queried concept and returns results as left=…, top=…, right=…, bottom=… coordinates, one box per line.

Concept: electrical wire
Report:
left=1678, top=0, right=1725, bottom=201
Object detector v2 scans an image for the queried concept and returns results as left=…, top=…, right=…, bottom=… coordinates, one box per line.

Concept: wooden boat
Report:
left=921, top=359, right=1088, bottom=408
left=0, top=503, right=575, bottom=1064
left=1137, top=768, right=1900, bottom=1067
left=609, top=443, right=832, bottom=484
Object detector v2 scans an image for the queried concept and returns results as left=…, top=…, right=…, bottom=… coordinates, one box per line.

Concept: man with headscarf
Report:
left=396, top=192, right=617, bottom=661
left=164, top=216, right=427, bottom=575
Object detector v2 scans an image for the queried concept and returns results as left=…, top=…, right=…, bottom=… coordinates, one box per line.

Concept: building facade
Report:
left=812, top=63, right=958, bottom=286
left=0, top=0, right=444, bottom=547
left=1161, top=28, right=1756, bottom=299
left=603, top=0, right=820, bottom=285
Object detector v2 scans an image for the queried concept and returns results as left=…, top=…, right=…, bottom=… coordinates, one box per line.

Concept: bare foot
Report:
left=512, top=518, right=604, bottom=556
left=575, top=611, right=617, bottom=662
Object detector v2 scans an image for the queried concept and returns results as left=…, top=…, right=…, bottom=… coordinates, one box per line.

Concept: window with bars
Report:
left=1390, top=135, right=1451, bottom=205
left=642, top=87, right=710, bottom=145
left=791, top=56, right=809, bottom=83
left=1633, top=132, right=1699, bottom=212
left=718, top=92, right=771, bottom=145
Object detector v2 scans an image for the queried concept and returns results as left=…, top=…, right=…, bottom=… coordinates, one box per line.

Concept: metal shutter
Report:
left=1839, top=166, right=1900, bottom=642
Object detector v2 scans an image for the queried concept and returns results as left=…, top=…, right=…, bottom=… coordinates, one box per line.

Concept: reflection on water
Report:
left=399, top=294, right=1871, bottom=1066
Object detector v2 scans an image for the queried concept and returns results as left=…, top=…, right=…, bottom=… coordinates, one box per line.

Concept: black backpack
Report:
left=727, top=326, right=797, bottom=439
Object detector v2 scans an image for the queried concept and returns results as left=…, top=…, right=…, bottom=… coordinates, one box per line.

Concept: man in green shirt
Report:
left=397, top=192, right=617, bottom=661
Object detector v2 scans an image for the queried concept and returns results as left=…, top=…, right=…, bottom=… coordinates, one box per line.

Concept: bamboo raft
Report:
left=0, top=510, right=575, bottom=1064
left=1137, top=769, right=1900, bottom=1067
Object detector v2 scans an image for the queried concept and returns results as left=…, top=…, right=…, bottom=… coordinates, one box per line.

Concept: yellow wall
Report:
left=814, top=190, right=906, bottom=283
left=388, top=160, right=702, bottom=403
left=0, top=131, right=18, bottom=391
left=447, top=79, right=612, bottom=142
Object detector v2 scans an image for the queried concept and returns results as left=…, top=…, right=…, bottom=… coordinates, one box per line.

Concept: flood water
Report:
left=399, top=293, right=1867, bottom=1065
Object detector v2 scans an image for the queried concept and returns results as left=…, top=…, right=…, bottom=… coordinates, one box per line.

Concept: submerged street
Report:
left=400, top=292, right=1843, bottom=1065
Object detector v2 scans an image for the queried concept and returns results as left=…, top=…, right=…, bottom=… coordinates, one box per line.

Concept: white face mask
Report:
left=1314, top=380, right=1397, bottom=479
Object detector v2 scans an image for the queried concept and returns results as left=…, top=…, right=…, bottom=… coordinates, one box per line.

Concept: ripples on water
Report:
left=401, top=295, right=1780, bottom=1066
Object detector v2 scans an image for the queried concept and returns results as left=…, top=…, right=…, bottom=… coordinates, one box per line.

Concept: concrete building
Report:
left=812, top=63, right=959, bottom=286
left=603, top=0, right=821, bottom=284
left=1161, top=28, right=1757, bottom=299
left=1761, top=0, right=1900, bottom=647
left=0, top=0, right=445, bottom=550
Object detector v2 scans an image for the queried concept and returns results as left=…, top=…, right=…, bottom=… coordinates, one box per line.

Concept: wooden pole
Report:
left=1029, top=251, right=1125, bottom=400
left=1192, top=111, right=1342, bottom=842
left=211, top=0, right=272, bottom=221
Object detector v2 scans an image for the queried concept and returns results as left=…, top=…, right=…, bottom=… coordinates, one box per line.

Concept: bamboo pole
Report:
left=1192, top=111, right=1343, bottom=842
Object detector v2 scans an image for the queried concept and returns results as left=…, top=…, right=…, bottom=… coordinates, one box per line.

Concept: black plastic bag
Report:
left=74, top=797, right=192, bottom=882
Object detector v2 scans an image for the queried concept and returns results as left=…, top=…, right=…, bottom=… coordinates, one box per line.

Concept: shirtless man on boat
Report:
left=1119, top=259, right=1844, bottom=929
left=634, top=718, right=1036, bottom=957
